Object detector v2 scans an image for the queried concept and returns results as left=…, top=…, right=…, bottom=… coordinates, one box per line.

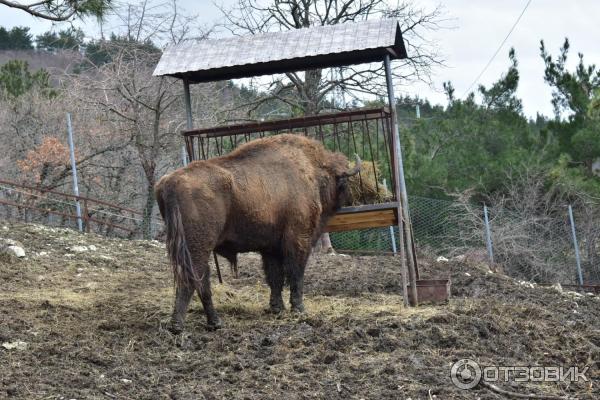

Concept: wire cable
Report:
left=461, top=0, right=533, bottom=98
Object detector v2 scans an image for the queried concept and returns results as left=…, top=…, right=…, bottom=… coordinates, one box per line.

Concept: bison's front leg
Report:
left=262, top=253, right=285, bottom=313
left=169, top=283, right=194, bottom=334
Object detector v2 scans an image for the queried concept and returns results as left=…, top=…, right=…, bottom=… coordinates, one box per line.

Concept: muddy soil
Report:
left=0, top=222, right=598, bottom=399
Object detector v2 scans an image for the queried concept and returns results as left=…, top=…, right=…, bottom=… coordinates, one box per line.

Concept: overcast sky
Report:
left=1, top=0, right=598, bottom=118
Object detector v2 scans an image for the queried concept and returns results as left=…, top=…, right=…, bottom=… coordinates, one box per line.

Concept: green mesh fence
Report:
left=330, top=196, right=474, bottom=255
left=330, top=196, right=600, bottom=286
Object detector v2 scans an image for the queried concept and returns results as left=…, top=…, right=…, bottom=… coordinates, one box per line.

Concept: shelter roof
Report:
left=153, top=19, right=407, bottom=83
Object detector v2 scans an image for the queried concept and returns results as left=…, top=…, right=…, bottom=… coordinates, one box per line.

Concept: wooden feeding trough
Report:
left=154, top=19, right=448, bottom=306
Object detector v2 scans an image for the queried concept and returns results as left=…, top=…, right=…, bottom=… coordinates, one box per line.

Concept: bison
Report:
left=155, top=134, right=361, bottom=332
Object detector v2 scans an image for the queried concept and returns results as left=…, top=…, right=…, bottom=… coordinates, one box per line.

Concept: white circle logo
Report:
left=450, top=359, right=482, bottom=389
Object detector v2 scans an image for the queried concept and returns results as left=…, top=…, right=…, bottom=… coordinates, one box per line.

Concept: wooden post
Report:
left=384, top=54, right=419, bottom=306
left=83, top=199, right=90, bottom=233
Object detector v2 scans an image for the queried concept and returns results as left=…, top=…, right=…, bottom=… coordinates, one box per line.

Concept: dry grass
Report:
left=0, top=222, right=598, bottom=399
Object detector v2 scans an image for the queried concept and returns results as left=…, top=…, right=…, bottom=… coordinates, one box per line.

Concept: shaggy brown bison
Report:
left=155, top=134, right=361, bottom=331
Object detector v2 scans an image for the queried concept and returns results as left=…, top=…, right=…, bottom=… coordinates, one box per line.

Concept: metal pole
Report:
left=415, top=104, right=420, bottom=119
left=384, top=54, right=418, bottom=306
left=568, top=205, right=584, bottom=286
left=66, top=113, right=83, bottom=232
left=183, top=78, right=193, bottom=129
left=389, top=226, right=397, bottom=255
left=181, top=146, right=188, bottom=166
left=483, top=204, right=494, bottom=265
left=182, top=78, right=193, bottom=165
left=383, top=178, right=397, bottom=255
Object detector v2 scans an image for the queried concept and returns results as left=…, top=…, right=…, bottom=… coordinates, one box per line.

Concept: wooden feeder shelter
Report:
left=154, top=19, right=450, bottom=306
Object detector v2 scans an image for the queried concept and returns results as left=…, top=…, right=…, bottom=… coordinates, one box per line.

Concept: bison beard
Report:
left=155, top=134, right=361, bottom=332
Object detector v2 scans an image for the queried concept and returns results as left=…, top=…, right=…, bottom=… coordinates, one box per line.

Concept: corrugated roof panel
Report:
left=153, top=19, right=406, bottom=83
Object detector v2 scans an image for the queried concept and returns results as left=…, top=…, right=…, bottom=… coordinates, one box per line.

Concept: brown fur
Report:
left=155, top=134, right=359, bottom=331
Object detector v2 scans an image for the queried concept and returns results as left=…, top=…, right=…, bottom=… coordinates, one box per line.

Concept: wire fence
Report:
left=330, top=196, right=600, bottom=287
left=0, top=182, right=163, bottom=239
left=2, top=179, right=598, bottom=287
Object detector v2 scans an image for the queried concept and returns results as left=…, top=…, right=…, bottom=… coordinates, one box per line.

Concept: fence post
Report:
left=389, top=226, right=397, bottom=255
left=181, top=145, right=188, bottom=166
left=66, top=113, right=83, bottom=232
left=83, top=199, right=90, bottom=233
left=568, top=205, right=584, bottom=286
left=483, top=204, right=494, bottom=265
left=383, top=179, right=398, bottom=255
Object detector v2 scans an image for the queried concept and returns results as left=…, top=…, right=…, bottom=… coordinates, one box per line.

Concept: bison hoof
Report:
left=267, top=305, right=285, bottom=314
left=206, top=318, right=222, bottom=331
left=168, top=322, right=184, bottom=335
left=291, top=304, right=305, bottom=313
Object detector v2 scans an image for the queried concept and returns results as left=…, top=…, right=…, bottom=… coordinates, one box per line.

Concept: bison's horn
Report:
left=341, top=154, right=362, bottom=177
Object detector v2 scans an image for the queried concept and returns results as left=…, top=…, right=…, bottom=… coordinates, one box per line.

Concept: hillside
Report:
left=0, top=49, right=82, bottom=76
left=0, top=222, right=598, bottom=399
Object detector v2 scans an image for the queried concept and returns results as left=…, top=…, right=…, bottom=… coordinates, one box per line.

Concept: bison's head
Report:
left=323, top=153, right=362, bottom=211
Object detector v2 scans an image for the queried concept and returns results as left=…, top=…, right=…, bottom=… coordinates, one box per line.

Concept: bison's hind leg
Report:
left=283, top=244, right=312, bottom=314
left=261, top=252, right=285, bottom=314
left=168, top=283, right=195, bottom=334
left=191, top=252, right=222, bottom=330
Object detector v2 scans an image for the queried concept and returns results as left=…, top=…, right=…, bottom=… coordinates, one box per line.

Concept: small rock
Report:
left=7, top=245, right=25, bottom=258
left=69, top=246, right=88, bottom=253
left=36, top=275, right=45, bottom=282
left=2, top=340, right=28, bottom=350
left=452, top=254, right=466, bottom=262
left=65, top=254, right=75, bottom=258
left=37, top=251, right=48, bottom=257
left=0, top=238, right=26, bottom=258
left=121, top=379, right=132, bottom=384
left=88, top=245, right=97, bottom=251
left=436, top=256, right=449, bottom=262
left=552, top=283, right=563, bottom=293
left=2, top=226, right=8, bottom=231
left=464, top=272, right=471, bottom=277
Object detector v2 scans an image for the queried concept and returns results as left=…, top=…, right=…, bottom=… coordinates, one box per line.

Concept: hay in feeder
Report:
left=348, top=160, right=392, bottom=205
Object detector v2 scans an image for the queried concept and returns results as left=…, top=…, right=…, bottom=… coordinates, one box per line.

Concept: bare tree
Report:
left=68, top=1, right=209, bottom=238
left=216, top=0, right=444, bottom=252
left=217, top=0, right=444, bottom=116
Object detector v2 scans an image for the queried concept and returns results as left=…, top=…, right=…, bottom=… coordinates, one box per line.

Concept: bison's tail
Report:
left=162, top=200, right=196, bottom=288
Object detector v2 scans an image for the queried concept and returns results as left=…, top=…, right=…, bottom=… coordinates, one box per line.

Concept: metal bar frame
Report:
left=183, top=107, right=390, bottom=138
left=384, top=54, right=418, bottom=307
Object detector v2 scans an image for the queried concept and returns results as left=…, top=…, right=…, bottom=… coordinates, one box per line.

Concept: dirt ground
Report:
left=0, top=222, right=598, bottom=399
